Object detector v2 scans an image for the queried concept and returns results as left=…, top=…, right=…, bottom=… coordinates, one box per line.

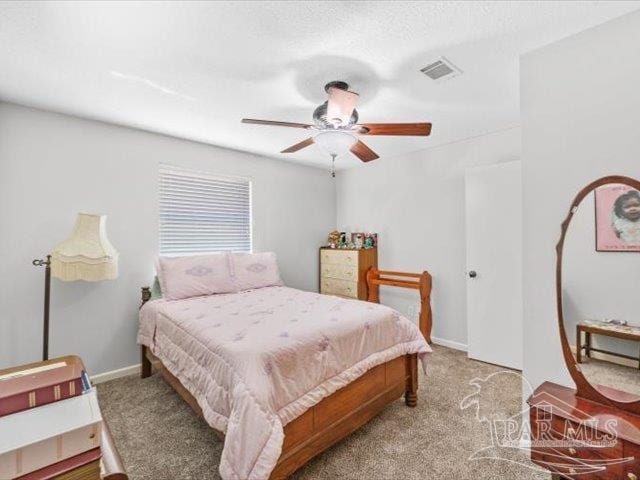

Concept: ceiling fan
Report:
left=241, top=81, right=432, bottom=165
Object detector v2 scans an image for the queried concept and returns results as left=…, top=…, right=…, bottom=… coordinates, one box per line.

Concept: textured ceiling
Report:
left=1, top=1, right=639, bottom=170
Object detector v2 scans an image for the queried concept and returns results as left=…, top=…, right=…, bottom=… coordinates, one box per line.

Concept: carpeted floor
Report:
left=97, top=346, right=550, bottom=480
left=580, top=357, right=640, bottom=396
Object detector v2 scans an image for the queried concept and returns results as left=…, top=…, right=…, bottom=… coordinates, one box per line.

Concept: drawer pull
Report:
left=628, top=473, right=637, bottom=480
left=568, top=447, right=576, bottom=455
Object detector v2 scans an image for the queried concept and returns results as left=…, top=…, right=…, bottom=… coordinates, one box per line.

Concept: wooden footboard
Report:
left=141, top=346, right=417, bottom=479
left=273, top=353, right=416, bottom=479
left=366, top=268, right=433, bottom=344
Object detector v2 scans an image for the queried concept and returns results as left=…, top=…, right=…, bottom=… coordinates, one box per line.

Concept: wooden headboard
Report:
left=365, top=268, right=433, bottom=344
left=140, top=286, right=151, bottom=308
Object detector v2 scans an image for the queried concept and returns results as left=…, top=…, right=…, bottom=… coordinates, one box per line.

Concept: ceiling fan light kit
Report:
left=314, top=131, right=358, bottom=156
left=241, top=80, right=432, bottom=172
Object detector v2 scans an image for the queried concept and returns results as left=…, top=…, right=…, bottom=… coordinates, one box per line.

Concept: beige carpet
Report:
left=580, top=357, right=640, bottom=396
left=97, top=346, right=550, bottom=480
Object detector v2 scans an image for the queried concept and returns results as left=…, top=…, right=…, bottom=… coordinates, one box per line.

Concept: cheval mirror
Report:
left=558, top=175, right=640, bottom=413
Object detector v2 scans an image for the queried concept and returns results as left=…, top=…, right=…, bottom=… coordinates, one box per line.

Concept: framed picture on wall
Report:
left=595, top=183, right=640, bottom=252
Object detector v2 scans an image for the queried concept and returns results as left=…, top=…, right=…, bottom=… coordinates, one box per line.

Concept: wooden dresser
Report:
left=319, top=247, right=377, bottom=300
left=529, top=382, right=640, bottom=480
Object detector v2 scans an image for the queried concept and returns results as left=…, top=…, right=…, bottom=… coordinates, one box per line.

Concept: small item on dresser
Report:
left=344, top=231, right=354, bottom=248
left=352, top=232, right=364, bottom=249
left=326, top=230, right=341, bottom=248
left=339, top=232, right=347, bottom=248
left=0, top=356, right=86, bottom=417
left=363, top=233, right=378, bottom=249
left=0, top=389, right=103, bottom=479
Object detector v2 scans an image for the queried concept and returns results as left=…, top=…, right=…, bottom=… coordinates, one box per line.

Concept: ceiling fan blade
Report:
left=326, top=87, right=359, bottom=126
left=242, top=118, right=312, bottom=129
left=281, top=137, right=315, bottom=153
left=350, top=140, right=379, bottom=162
left=357, top=123, right=432, bottom=136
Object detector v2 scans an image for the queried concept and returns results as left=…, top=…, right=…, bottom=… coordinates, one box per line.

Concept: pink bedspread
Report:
left=138, top=286, right=431, bottom=479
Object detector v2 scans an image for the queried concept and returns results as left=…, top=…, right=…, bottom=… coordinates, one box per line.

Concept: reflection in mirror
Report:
left=563, top=183, right=640, bottom=400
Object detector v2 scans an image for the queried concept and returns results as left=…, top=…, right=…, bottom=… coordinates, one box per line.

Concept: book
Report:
left=0, top=356, right=85, bottom=417
left=0, top=389, right=103, bottom=479
left=53, top=460, right=100, bottom=480
left=16, top=447, right=101, bottom=480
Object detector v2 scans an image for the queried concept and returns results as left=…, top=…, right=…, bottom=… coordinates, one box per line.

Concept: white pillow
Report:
left=157, top=253, right=235, bottom=300
left=229, top=252, right=283, bottom=291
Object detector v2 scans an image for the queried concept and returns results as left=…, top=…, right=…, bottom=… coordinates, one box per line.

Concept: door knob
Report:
left=468, top=271, right=477, bottom=278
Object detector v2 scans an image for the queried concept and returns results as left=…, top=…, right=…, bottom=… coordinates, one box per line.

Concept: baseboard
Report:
left=431, top=336, right=468, bottom=352
left=91, top=364, right=140, bottom=384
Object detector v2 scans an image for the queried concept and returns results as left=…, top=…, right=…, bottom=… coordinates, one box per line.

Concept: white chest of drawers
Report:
left=319, top=248, right=378, bottom=300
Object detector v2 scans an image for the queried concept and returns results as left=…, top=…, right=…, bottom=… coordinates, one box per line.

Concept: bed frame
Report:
left=366, top=268, right=433, bottom=344
left=139, top=268, right=432, bottom=479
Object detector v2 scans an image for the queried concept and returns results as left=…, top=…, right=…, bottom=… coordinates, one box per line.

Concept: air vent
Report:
left=420, top=57, right=462, bottom=82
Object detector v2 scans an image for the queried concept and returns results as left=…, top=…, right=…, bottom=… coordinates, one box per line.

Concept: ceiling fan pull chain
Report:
left=331, top=154, right=337, bottom=178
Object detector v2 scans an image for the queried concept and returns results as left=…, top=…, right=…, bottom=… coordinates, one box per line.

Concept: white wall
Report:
left=0, top=102, right=335, bottom=375
left=563, top=193, right=640, bottom=359
left=336, top=128, right=520, bottom=348
left=522, top=9, right=640, bottom=390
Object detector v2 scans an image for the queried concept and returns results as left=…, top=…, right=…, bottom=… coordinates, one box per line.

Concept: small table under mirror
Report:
left=528, top=175, right=640, bottom=480
left=577, top=321, right=640, bottom=370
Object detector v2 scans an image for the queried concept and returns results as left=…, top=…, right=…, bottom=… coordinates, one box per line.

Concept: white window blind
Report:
left=159, top=165, right=252, bottom=255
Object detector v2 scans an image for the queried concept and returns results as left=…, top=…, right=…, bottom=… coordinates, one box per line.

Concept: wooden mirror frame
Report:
left=556, top=175, right=640, bottom=414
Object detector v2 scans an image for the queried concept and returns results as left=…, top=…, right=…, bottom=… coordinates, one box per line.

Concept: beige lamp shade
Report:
left=51, top=213, right=119, bottom=282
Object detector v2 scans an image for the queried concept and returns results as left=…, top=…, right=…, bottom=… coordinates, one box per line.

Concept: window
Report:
left=159, top=164, right=252, bottom=255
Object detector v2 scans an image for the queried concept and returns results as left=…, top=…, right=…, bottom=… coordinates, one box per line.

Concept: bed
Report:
left=138, top=254, right=432, bottom=480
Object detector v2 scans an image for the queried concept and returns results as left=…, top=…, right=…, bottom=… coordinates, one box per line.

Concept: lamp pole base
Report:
left=32, top=255, right=52, bottom=361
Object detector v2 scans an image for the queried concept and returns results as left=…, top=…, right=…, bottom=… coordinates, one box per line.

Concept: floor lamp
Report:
left=33, top=213, right=118, bottom=361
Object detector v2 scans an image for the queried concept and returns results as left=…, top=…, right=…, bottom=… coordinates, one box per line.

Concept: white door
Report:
left=465, top=161, right=522, bottom=370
